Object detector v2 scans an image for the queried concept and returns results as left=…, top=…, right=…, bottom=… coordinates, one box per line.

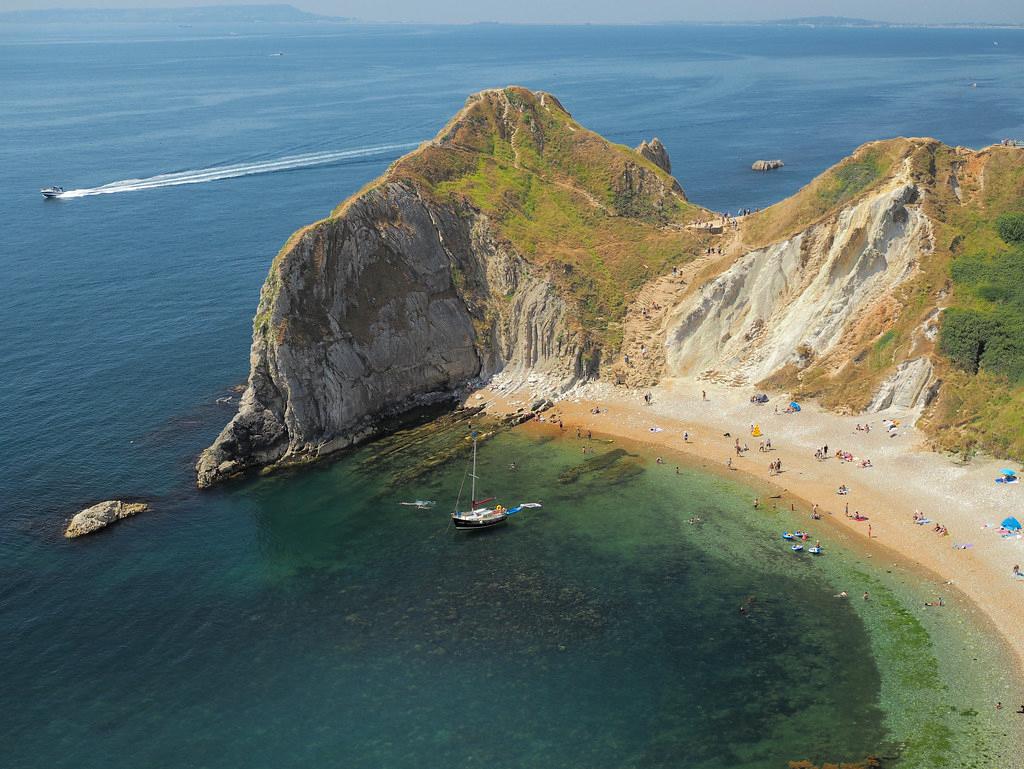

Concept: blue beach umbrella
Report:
left=1000, top=468, right=1017, bottom=477
left=789, top=401, right=801, bottom=412
left=1001, top=516, right=1022, bottom=531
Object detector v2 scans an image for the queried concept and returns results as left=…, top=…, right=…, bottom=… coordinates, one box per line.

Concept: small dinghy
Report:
left=782, top=532, right=796, bottom=541
left=400, top=500, right=436, bottom=510
left=791, top=544, right=804, bottom=552
left=808, top=546, right=823, bottom=555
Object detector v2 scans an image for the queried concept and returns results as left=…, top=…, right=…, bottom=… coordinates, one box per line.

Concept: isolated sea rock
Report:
left=752, top=159, right=784, bottom=172
left=64, top=500, right=149, bottom=538
left=635, top=138, right=672, bottom=175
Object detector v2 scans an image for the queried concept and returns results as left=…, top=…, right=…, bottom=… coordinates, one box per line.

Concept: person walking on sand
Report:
left=702, top=390, right=707, bottom=401
left=727, top=457, right=733, bottom=469
left=868, top=523, right=872, bottom=538
left=754, top=497, right=759, bottom=509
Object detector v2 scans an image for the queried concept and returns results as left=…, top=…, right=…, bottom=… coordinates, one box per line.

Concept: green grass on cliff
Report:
left=920, top=148, right=1024, bottom=459
left=394, top=87, right=708, bottom=348
left=743, top=140, right=909, bottom=249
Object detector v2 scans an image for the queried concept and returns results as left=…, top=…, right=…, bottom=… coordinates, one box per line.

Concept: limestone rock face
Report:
left=665, top=180, right=931, bottom=386
left=868, top=357, right=935, bottom=412
left=635, top=138, right=672, bottom=175
left=196, top=183, right=580, bottom=488
left=64, top=500, right=149, bottom=538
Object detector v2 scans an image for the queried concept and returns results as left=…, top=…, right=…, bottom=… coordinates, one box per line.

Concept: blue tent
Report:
left=1001, top=516, right=1022, bottom=531
left=1000, top=468, right=1017, bottom=477
left=789, top=401, right=801, bottom=412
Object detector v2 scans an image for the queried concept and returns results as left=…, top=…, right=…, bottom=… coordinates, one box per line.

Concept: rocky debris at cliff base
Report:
left=752, top=159, right=784, bottom=172
left=64, top=500, right=149, bottom=538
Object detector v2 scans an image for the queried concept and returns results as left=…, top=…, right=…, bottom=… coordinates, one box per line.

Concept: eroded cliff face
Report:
left=197, top=86, right=696, bottom=487
left=197, top=181, right=580, bottom=487
left=665, top=173, right=933, bottom=389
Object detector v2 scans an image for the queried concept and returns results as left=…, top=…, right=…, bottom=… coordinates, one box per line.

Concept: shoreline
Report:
left=473, top=377, right=1024, bottom=678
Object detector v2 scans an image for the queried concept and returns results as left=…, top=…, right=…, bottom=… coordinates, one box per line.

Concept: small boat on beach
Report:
left=41, top=186, right=64, bottom=198
left=782, top=532, right=796, bottom=541
left=791, top=544, right=804, bottom=553
left=808, top=546, right=823, bottom=555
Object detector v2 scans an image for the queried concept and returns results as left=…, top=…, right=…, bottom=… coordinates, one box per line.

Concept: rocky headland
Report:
left=200, top=87, right=1024, bottom=487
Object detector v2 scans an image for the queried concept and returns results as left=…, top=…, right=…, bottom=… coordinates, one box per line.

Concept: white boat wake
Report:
left=58, top=142, right=420, bottom=198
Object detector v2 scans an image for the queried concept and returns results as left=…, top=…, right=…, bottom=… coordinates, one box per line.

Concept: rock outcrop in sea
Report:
left=752, top=159, right=784, bottom=171
left=65, top=500, right=149, bottom=538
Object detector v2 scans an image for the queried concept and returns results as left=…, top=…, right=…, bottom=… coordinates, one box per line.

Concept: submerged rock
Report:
left=64, top=500, right=149, bottom=538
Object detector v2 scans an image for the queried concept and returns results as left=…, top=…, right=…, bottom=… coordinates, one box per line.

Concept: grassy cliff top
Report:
left=742, top=137, right=925, bottom=248
left=390, top=87, right=709, bottom=345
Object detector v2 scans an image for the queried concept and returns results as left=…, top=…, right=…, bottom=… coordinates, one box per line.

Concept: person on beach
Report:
left=587, top=430, right=592, bottom=441
left=675, top=466, right=680, bottom=475
left=863, top=592, right=870, bottom=601
left=835, top=591, right=848, bottom=599
left=727, top=457, right=733, bottom=469
left=702, top=390, right=707, bottom=401
left=683, top=431, right=689, bottom=442
left=1013, top=564, right=1021, bottom=578
left=868, top=524, right=872, bottom=538
left=754, top=497, right=759, bottom=509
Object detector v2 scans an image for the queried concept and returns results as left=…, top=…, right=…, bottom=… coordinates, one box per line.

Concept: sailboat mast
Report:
left=470, top=436, right=477, bottom=506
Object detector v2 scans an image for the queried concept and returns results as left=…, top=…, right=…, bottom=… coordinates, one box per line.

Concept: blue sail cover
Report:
left=505, top=503, right=542, bottom=516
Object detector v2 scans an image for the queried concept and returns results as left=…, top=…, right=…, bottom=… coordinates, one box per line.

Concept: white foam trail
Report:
left=59, top=142, right=420, bottom=198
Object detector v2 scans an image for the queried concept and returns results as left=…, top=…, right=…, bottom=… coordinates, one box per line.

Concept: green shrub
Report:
left=939, top=308, right=995, bottom=373
left=997, top=212, right=1024, bottom=245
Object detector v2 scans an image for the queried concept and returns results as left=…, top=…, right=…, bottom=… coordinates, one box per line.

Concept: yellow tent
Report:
left=752, top=424, right=762, bottom=437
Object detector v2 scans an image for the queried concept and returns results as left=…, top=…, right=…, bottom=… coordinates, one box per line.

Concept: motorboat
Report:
left=41, top=186, right=64, bottom=198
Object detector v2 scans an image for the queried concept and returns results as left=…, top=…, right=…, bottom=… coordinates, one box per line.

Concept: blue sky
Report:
left=2, top=0, right=1022, bottom=24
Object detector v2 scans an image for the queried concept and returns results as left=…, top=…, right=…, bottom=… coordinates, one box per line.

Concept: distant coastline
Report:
left=2, top=6, right=1020, bottom=29
left=0, top=4, right=352, bottom=24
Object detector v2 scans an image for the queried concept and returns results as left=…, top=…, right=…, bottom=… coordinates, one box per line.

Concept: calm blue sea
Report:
left=2, top=21, right=1022, bottom=768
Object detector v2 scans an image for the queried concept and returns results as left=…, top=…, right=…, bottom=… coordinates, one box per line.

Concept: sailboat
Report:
left=451, top=432, right=540, bottom=530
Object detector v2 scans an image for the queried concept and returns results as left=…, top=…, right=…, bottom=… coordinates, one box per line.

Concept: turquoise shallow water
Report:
left=3, top=21, right=1024, bottom=768
left=2, top=425, right=1012, bottom=768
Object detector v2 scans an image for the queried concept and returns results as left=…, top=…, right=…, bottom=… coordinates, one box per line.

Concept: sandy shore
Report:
left=472, top=376, right=1024, bottom=671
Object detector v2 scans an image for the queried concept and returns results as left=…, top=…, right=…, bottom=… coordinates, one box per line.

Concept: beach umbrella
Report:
left=1001, top=516, right=1022, bottom=531
left=789, top=401, right=801, bottom=412
left=1000, top=468, right=1017, bottom=477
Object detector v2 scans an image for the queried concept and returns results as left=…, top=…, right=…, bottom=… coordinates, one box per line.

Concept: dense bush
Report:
left=941, top=243, right=1024, bottom=382
left=997, top=212, right=1024, bottom=245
